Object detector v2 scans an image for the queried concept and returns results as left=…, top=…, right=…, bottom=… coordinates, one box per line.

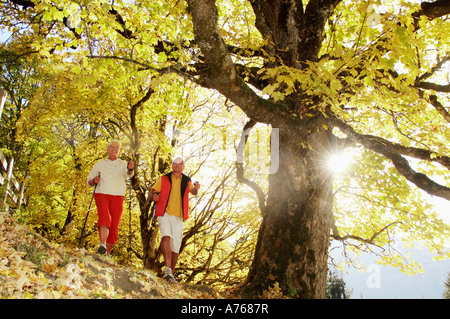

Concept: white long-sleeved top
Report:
left=87, top=158, right=133, bottom=196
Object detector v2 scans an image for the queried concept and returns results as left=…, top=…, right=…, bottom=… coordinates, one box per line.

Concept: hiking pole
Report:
left=78, top=173, right=100, bottom=248
left=194, top=188, right=198, bottom=256
left=127, top=158, right=134, bottom=260
left=128, top=178, right=132, bottom=261
left=195, top=190, right=198, bottom=215
left=149, top=196, right=157, bottom=230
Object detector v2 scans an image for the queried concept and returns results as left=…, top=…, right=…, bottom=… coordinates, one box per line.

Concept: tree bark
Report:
left=240, top=121, right=334, bottom=298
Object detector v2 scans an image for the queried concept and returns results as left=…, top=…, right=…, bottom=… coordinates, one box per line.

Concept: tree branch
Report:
left=332, top=220, right=399, bottom=249
left=334, top=119, right=450, bottom=170
left=108, top=7, right=136, bottom=39
left=428, top=94, right=450, bottom=123
left=415, top=82, right=450, bottom=92
left=186, top=0, right=297, bottom=130
left=235, top=120, right=267, bottom=216
left=331, top=116, right=450, bottom=200
left=6, top=0, right=34, bottom=9
left=302, top=0, right=344, bottom=61
left=412, top=0, right=450, bottom=23
left=416, top=54, right=450, bottom=82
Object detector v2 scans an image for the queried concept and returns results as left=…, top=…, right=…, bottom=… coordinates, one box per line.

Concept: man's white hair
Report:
left=172, top=157, right=184, bottom=165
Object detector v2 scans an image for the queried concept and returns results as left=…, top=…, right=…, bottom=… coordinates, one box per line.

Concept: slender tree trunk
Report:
left=240, top=125, right=334, bottom=299
left=61, top=188, right=77, bottom=235
left=62, top=136, right=82, bottom=236
left=140, top=201, right=161, bottom=270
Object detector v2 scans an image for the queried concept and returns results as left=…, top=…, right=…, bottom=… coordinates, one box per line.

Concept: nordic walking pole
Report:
left=193, top=186, right=199, bottom=256
left=78, top=173, right=100, bottom=248
left=195, top=191, right=198, bottom=215
left=128, top=176, right=132, bottom=261
left=149, top=196, right=156, bottom=229
left=126, top=158, right=134, bottom=260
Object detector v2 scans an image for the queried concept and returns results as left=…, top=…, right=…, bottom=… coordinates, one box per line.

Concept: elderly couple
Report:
left=87, top=139, right=200, bottom=283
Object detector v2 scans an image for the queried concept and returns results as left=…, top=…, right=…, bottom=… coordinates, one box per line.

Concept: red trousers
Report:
left=94, top=193, right=124, bottom=244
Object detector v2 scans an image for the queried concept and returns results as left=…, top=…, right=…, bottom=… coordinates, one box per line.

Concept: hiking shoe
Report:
left=163, top=266, right=172, bottom=277
left=97, top=244, right=107, bottom=255
left=163, top=266, right=177, bottom=283
left=165, top=274, right=177, bottom=283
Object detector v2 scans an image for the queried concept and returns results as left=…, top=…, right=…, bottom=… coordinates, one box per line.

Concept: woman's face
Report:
left=107, top=143, right=121, bottom=160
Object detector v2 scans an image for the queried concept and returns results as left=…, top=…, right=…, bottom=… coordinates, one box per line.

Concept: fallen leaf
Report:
left=16, top=275, right=30, bottom=291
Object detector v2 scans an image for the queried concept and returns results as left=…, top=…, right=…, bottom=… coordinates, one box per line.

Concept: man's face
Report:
left=172, top=159, right=184, bottom=173
left=107, top=143, right=121, bottom=160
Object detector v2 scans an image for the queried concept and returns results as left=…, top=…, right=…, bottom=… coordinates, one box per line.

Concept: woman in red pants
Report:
left=87, top=140, right=134, bottom=256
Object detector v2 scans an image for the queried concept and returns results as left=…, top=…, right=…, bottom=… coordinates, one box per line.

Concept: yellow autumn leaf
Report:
left=42, top=260, right=59, bottom=274
left=23, top=292, right=34, bottom=299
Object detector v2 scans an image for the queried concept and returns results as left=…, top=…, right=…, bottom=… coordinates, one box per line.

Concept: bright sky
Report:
left=0, top=29, right=11, bottom=42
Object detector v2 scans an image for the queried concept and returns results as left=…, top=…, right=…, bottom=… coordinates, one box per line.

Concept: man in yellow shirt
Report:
left=151, top=157, right=200, bottom=282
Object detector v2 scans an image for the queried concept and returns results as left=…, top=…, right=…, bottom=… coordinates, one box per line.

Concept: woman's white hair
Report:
left=107, top=139, right=122, bottom=149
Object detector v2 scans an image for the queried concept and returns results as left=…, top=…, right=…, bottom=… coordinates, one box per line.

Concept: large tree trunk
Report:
left=240, top=125, right=333, bottom=299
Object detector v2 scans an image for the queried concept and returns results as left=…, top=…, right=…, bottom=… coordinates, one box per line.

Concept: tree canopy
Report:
left=1, top=0, right=449, bottom=298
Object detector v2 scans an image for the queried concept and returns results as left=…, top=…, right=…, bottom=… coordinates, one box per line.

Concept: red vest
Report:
left=155, top=173, right=191, bottom=221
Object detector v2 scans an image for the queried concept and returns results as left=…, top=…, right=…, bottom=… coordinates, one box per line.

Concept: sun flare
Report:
left=327, top=150, right=354, bottom=174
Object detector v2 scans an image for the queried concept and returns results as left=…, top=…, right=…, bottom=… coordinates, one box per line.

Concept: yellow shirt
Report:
left=152, top=175, right=194, bottom=218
